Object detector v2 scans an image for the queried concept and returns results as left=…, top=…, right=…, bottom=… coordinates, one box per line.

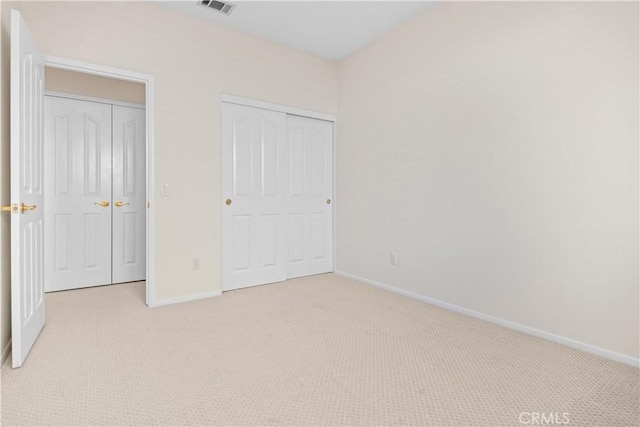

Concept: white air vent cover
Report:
left=199, top=0, right=235, bottom=16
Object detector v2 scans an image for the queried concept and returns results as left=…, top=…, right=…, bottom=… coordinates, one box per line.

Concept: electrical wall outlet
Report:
left=192, top=257, right=200, bottom=270
left=161, top=183, right=170, bottom=196
left=390, top=253, right=397, bottom=266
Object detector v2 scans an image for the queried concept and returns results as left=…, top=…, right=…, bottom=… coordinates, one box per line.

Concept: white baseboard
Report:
left=150, top=290, right=222, bottom=308
left=334, top=271, right=639, bottom=367
left=1, top=339, right=10, bottom=365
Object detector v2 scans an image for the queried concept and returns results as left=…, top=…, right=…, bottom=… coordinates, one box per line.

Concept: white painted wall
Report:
left=337, top=1, right=639, bottom=359
left=0, top=0, right=337, bottom=322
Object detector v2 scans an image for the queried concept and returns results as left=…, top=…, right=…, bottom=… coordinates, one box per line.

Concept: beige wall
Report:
left=0, top=0, right=337, bottom=331
left=337, top=1, right=639, bottom=358
left=45, top=67, right=145, bottom=104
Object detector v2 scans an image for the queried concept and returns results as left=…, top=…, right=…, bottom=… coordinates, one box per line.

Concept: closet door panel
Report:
left=112, top=105, right=146, bottom=284
left=287, top=115, right=333, bottom=278
left=44, top=96, right=112, bottom=291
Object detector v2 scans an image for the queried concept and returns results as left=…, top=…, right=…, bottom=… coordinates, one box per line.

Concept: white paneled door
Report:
left=9, top=10, right=46, bottom=368
left=221, top=102, right=334, bottom=291
left=286, top=115, right=334, bottom=278
left=222, top=102, right=288, bottom=291
left=112, top=106, right=146, bottom=284
left=44, top=97, right=146, bottom=292
left=44, top=97, right=112, bottom=291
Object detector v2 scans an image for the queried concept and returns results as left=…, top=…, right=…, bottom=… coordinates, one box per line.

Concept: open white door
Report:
left=8, top=10, right=45, bottom=368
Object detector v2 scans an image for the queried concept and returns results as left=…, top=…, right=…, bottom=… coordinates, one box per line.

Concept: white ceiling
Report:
left=158, top=1, right=433, bottom=60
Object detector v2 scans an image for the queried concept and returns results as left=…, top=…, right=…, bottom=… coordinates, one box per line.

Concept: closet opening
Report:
left=220, top=95, right=337, bottom=291
left=41, top=61, right=155, bottom=306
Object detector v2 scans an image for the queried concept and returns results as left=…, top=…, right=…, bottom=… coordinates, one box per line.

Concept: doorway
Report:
left=42, top=57, right=156, bottom=307
left=43, top=90, right=146, bottom=292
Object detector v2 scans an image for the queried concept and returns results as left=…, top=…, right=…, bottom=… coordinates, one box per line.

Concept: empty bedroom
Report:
left=0, top=0, right=638, bottom=426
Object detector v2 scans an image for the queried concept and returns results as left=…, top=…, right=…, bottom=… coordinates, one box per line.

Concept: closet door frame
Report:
left=44, top=91, right=145, bottom=111
left=220, top=94, right=337, bottom=288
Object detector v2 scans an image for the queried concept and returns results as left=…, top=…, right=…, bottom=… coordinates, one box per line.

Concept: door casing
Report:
left=220, top=94, right=337, bottom=290
left=43, top=56, right=156, bottom=306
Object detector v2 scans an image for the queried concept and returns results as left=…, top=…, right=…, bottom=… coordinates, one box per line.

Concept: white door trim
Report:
left=43, top=55, right=156, bottom=307
left=221, top=94, right=336, bottom=123
left=44, top=90, right=145, bottom=110
left=332, top=120, right=338, bottom=272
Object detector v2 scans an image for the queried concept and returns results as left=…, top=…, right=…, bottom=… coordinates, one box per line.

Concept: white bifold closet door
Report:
left=112, top=106, right=146, bottom=284
left=44, top=97, right=146, bottom=292
left=44, top=97, right=113, bottom=291
left=222, top=102, right=333, bottom=291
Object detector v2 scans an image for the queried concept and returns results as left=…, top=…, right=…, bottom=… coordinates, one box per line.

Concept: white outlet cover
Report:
left=161, top=184, right=170, bottom=196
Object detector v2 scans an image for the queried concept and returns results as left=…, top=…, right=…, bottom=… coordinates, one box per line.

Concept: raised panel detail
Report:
left=311, top=213, right=325, bottom=260
left=260, top=214, right=278, bottom=268
left=262, top=119, right=277, bottom=196
left=290, top=213, right=304, bottom=263
left=84, top=115, right=100, bottom=196
left=55, top=114, right=71, bottom=195
left=289, top=127, right=303, bottom=196
left=311, top=130, right=325, bottom=196
left=232, top=215, right=251, bottom=271
left=33, top=67, right=43, bottom=195
left=33, top=219, right=43, bottom=304
left=20, top=218, right=43, bottom=317
left=123, top=120, right=136, bottom=195
left=21, top=55, right=32, bottom=193
left=54, top=214, right=71, bottom=272
left=123, top=212, right=137, bottom=265
left=233, top=116, right=251, bottom=196
left=21, top=223, right=32, bottom=320
left=83, top=213, right=99, bottom=269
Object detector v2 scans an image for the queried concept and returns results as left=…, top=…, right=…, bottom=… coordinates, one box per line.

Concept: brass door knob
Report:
left=326, top=199, right=331, bottom=205
left=94, top=201, right=110, bottom=207
left=115, top=201, right=129, bottom=207
left=225, top=199, right=232, bottom=206
left=3, top=203, right=36, bottom=213
left=20, top=203, right=37, bottom=212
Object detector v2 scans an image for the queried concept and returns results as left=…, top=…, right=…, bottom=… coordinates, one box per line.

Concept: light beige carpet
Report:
left=1, top=274, right=638, bottom=426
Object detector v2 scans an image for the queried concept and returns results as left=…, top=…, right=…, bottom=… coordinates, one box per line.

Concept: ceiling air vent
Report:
left=199, top=0, right=236, bottom=16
